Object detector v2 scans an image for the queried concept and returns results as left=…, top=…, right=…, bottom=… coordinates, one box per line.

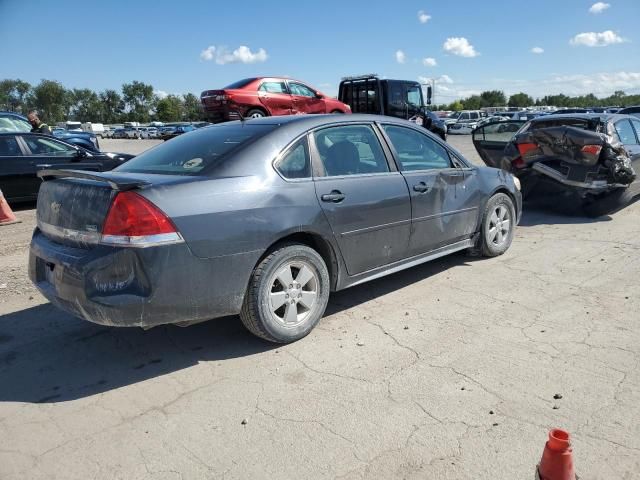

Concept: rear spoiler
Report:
left=38, top=169, right=150, bottom=191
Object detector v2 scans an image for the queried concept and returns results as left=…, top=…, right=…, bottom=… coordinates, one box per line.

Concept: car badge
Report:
left=51, top=201, right=61, bottom=214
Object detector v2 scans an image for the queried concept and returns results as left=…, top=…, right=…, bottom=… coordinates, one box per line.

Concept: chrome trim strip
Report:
left=38, top=221, right=184, bottom=248
left=412, top=206, right=478, bottom=224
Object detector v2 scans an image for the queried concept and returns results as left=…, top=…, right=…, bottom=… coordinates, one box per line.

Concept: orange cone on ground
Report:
left=0, top=189, right=21, bottom=226
left=537, top=429, right=576, bottom=480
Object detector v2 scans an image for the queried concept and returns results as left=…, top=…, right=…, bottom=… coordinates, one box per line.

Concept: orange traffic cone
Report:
left=536, top=429, right=576, bottom=480
left=0, top=189, right=21, bottom=226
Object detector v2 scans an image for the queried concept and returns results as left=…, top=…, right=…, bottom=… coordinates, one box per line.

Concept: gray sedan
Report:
left=29, top=114, right=522, bottom=343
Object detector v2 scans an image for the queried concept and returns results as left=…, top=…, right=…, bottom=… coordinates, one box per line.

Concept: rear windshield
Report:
left=529, top=118, right=602, bottom=132
left=224, top=78, right=256, bottom=89
left=115, top=123, right=273, bottom=175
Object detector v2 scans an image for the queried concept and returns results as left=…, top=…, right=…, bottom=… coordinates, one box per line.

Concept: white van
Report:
left=81, top=122, right=106, bottom=138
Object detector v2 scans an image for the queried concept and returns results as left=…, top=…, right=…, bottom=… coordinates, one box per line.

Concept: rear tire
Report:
left=246, top=109, right=266, bottom=119
left=240, top=243, right=330, bottom=343
left=479, top=193, right=516, bottom=257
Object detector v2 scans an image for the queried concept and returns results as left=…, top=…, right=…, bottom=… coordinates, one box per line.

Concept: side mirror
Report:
left=75, top=148, right=88, bottom=159
left=315, top=92, right=324, bottom=99
left=426, top=86, right=433, bottom=105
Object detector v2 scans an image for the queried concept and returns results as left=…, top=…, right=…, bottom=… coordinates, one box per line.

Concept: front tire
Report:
left=240, top=243, right=330, bottom=343
left=479, top=193, right=516, bottom=257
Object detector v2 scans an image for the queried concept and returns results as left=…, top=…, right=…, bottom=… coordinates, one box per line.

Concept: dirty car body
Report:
left=472, top=114, right=640, bottom=204
left=29, top=114, right=521, bottom=341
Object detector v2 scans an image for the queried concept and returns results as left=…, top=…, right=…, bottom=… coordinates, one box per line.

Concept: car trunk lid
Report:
left=36, top=170, right=194, bottom=248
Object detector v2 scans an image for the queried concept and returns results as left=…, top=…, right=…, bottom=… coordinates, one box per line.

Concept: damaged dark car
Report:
left=472, top=114, right=640, bottom=215
left=29, top=114, right=521, bottom=343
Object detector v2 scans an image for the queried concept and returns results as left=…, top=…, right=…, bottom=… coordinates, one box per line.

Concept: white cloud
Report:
left=422, top=57, right=437, bottom=67
left=543, top=71, right=640, bottom=95
left=443, top=37, right=479, bottom=57
left=200, top=45, right=268, bottom=64
left=154, top=90, right=169, bottom=99
left=589, top=2, right=610, bottom=14
left=417, top=10, right=431, bottom=23
left=531, top=47, right=544, bottom=54
left=570, top=30, right=625, bottom=47
left=395, top=50, right=406, bottom=64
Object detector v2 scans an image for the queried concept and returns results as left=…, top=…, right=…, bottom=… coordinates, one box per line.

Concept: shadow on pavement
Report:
left=0, top=253, right=475, bottom=404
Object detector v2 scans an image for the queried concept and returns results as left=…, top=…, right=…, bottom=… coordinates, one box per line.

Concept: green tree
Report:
left=99, top=89, right=125, bottom=124
left=508, top=92, right=534, bottom=108
left=450, top=100, right=463, bottom=111
left=68, top=88, right=102, bottom=122
left=461, top=95, right=482, bottom=110
left=122, top=81, right=155, bottom=122
left=182, top=93, right=202, bottom=121
left=0, top=79, right=32, bottom=112
left=479, top=90, right=506, bottom=108
left=27, top=79, right=69, bottom=123
left=155, top=95, right=184, bottom=122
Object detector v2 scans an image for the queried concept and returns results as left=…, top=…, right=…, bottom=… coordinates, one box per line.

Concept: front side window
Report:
left=0, top=117, right=31, bottom=133
left=0, top=136, right=22, bottom=156
left=406, top=85, right=422, bottom=107
left=615, top=120, right=638, bottom=145
left=289, top=83, right=316, bottom=98
left=23, top=136, right=76, bottom=155
left=259, top=81, right=288, bottom=94
left=383, top=125, right=451, bottom=171
left=275, top=138, right=311, bottom=179
left=313, top=125, right=389, bottom=177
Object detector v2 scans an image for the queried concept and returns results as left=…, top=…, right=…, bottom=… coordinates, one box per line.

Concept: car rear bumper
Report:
left=29, top=229, right=259, bottom=328
left=201, top=104, right=244, bottom=123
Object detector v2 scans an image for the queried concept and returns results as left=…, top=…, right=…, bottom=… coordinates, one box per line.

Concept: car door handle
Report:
left=321, top=191, right=346, bottom=203
left=413, top=182, right=430, bottom=193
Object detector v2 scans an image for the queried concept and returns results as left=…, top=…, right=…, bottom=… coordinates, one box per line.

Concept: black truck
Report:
left=338, top=75, right=446, bottom=140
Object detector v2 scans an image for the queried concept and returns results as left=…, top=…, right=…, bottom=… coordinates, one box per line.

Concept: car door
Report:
left=311, top=123, right=411, bottom=275
left=616, top=119, right=640, bottom=166
left=0, top=135, right=37, bottom=200
left=381, top=124, right=482, bottom=255
left=257, top=80, right=293, bottom=116
left=20, top=135, right=103, bottom=173
left=289, top=82, right=326, bottom=115
left=472, top=120, right=526, bottom=167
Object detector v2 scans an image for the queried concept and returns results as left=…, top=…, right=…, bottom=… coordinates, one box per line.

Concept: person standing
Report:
left=27, top=110, right=52, bottom=135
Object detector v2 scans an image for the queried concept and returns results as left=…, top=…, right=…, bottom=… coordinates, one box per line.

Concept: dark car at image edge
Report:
left=29, top=114, right=521, bottom=343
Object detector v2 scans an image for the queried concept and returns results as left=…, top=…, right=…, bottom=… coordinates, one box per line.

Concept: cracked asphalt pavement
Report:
left=1, top=137, right=639, bottom=479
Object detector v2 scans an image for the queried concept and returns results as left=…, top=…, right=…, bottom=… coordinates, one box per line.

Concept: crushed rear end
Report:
left=508, top=125, right=636, bottom=198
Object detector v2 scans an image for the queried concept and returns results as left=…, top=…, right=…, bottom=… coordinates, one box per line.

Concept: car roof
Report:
left=529, top=112, right=633, bottom=123
left=223, top=113, right=422, bottom=130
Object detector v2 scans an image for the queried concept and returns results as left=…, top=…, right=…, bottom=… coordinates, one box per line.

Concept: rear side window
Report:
left=313, top=125, right=389, bottom=177
left=259, top=81, right=287, bottom=94
left=0, top=136, right=22, bottom=156
left=116, top=124, right=273, bottom=175
left=615, top=120, right=638, bottom=145
left=275, top=138, right=311, bottom=179
left=383, top=125, right=451, bottom=171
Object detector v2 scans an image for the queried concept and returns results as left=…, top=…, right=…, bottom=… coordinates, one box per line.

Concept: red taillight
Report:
left=103, top=191, right=177, bottom=237
left=581, top=144, right=602, bottom=156
left=517, top=142, right=539, bottom=156
left=512, top=157, right=526, bottom=169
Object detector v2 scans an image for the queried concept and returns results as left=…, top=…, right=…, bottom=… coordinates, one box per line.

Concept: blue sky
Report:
left=1, top=0, right=639, bottom=102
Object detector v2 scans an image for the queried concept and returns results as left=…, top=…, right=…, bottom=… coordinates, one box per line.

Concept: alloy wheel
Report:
left=488, top=205, right=511, bottom=246
left=268, top=261, right=318, bottom=327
